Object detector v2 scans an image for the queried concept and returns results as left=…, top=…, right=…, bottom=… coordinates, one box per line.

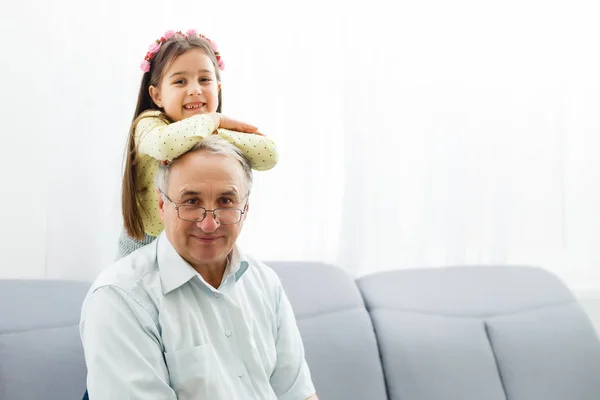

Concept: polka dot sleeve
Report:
left=134, top=111, right=217, bottom=161
left=217, top=128, right=279, bottom=171
left=134, top=111, right=279, bottom=171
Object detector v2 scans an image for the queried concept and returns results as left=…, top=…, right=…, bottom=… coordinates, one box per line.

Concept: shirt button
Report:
left=225, top=330, right=232, bottom=337
left=237, top=372, right=244, bottom=378
left=214, top=292, right=220, bottom=298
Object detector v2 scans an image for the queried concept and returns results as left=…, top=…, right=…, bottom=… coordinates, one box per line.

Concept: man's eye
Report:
left=219, top=198, right=234, bottom=205
left=184, top=198, right=199, bottom=205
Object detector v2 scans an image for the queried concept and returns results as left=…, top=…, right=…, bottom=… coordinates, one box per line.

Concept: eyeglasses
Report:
left=160, top=190, right=248, bottom=225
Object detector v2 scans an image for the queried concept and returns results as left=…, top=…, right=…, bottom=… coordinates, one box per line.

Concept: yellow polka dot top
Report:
left=134, top=110, right=278, bottom=237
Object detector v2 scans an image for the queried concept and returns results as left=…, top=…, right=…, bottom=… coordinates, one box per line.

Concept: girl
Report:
left=118, top=29, right=278, bottom=258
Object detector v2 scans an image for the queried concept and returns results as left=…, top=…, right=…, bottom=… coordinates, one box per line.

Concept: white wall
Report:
left=2, top=0, right=600, bottom=313
left=1, top=2, right=56, bottom=277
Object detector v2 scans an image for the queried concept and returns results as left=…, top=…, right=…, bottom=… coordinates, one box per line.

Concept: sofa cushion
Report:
left=0, top=279, right=90, bottom=400
left=358, top=266, right=600, bottom=400
left=269, top=261, right=388, bottom=400
left=487, top=302, right=600, bottom=400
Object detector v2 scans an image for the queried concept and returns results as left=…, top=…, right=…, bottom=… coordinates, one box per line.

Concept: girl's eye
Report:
left=174, top=79, right=185, bottom=85
left=200, top=78, right=212, bottom=83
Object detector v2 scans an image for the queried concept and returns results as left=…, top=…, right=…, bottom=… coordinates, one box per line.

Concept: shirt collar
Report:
left=157, top=232, right=250, bottom=295
left=157, top=232, right=196, bottom=295
left=229, top=245, right=250, bottom=282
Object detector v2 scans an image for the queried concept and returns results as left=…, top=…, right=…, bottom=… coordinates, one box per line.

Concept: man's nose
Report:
left=197, top=212, right=218, bottom=232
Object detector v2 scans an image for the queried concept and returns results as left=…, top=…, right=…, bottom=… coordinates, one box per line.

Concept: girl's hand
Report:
left=209, top=112, right=263, bottom=135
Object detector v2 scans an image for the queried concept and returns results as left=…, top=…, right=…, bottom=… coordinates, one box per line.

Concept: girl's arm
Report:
left=217, top=128, right=278, bottom=171
left=135, top=112, right=216, bottom=161
left=135, top=112, right=277, bottom=170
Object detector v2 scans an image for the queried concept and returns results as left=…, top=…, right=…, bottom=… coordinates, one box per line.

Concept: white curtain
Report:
left=2, top=0, right=600, bottom=295
left=338, top=0, right=600, bottom=291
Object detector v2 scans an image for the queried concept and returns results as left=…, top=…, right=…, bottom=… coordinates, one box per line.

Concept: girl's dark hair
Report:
left=122, top=34, right=222, bottom=239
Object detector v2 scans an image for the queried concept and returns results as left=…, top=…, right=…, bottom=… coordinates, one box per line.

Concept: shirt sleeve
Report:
left=269, top=283, right=316, bottom=400
left=135, top=113, right=217, bottom=162
left=217, top=128, right=279, bottom=171
left=135, top=113, right=279, bottom=171
left=80, top=285, right=176, bottom=400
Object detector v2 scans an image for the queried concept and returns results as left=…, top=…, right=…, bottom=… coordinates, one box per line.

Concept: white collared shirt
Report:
left=80, top=232, right=315, bottom=400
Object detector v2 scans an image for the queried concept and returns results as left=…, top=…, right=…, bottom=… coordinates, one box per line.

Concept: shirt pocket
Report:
left=164, top=343, right=213, bottom=399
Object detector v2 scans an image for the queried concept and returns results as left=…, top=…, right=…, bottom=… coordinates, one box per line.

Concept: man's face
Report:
left=158, top=151, right=248, bottom=270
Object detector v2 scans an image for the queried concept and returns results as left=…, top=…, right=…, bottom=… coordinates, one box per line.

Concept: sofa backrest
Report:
left=0, top=263, right=390, bottom=400
left=357, top=266, right=600, bottom=400
left=269, top=261, right=388, bottom=400
left=0, top=279, right=90, bottom=400
left=4, top=264, right=600, bottom=400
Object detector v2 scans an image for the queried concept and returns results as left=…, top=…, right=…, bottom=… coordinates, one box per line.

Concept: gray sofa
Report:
left=2, top=263, right=600, bottom=399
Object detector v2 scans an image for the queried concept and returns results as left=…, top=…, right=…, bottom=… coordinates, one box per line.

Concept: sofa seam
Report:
left=484, top=321, right=509, bottom=400
left=0, top=323, right=79, bottom=335
left=365, top=299, right=577, bottom=319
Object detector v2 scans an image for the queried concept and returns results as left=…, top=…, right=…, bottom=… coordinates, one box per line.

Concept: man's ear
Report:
left=157, top=189, right=166, bottom=221
left=149, top=85, right=163, bottom=108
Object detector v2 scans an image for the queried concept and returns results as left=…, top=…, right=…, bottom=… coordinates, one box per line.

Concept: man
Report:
left=80, top=135, right=318, bottom=400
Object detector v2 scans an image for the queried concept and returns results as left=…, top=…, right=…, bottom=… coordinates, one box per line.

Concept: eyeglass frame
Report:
left=159, top=190, right=249, bottom=225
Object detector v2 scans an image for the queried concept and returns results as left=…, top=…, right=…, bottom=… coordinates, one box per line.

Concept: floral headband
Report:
left=140, top=29, right=224, bottom=73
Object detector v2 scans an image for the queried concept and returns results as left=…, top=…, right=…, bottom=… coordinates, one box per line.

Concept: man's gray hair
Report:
left=156, top=135, right=254, bottom=194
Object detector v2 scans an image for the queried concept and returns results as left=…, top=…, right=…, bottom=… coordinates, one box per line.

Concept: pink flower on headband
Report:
left=140, top=29, right=225, bottom=72
left=148, top=41, right=161, bottom=53
left=208, top=39, right=218, bottom=53
left=140, top=60, right=151, bottom=73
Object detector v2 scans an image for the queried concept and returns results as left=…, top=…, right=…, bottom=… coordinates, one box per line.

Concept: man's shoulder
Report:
left=88, top=244, right=161, bottom=303
left=80, top=245, right=163, bottom=341
left=242, top=253, right=284, bottom=292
